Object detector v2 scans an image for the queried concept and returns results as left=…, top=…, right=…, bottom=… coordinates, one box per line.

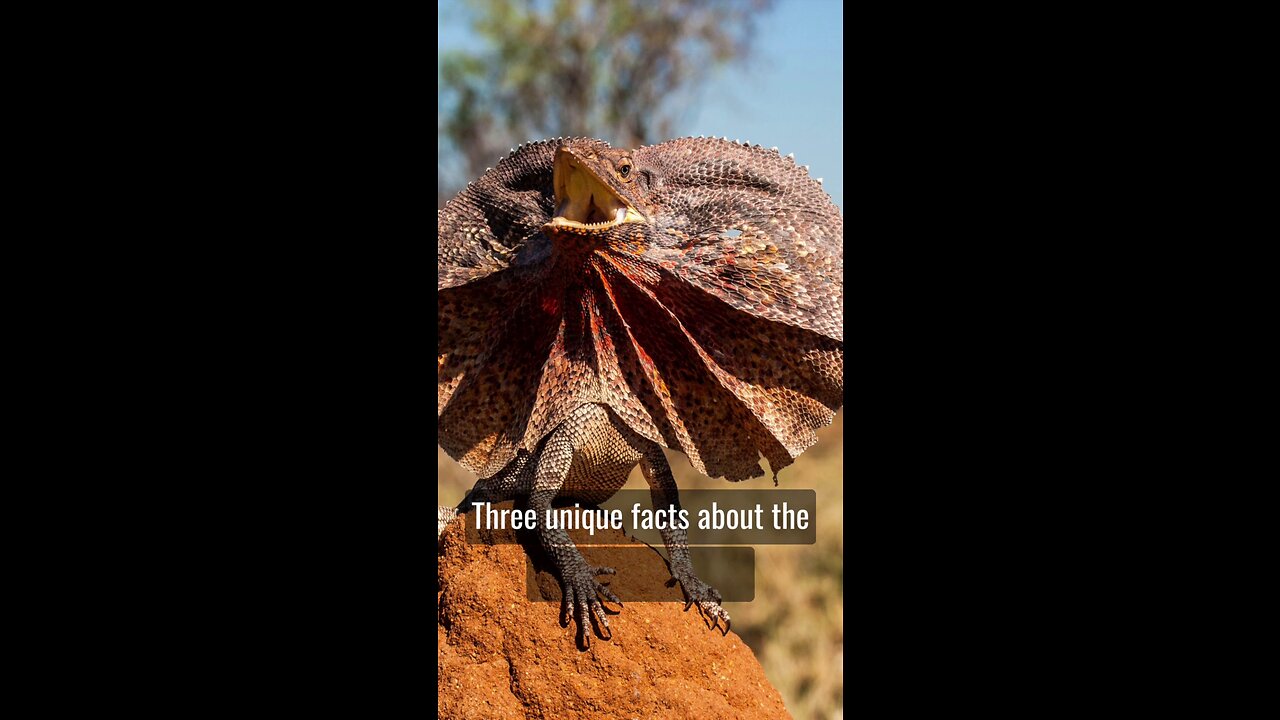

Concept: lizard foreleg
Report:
left=529, top=426, right=623, bottom=649
left=640, top=444, right=731, bottom=632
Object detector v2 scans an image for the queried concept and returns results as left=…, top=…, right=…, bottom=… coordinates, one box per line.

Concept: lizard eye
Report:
left=619, top=163, right=632, bottom=179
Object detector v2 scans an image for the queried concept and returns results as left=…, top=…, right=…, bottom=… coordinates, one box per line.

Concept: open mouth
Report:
left=543, top=149, right=645, bottom=233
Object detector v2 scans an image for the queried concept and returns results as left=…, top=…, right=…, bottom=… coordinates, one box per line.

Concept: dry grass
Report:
left=437, top=408, right=844, bottom=719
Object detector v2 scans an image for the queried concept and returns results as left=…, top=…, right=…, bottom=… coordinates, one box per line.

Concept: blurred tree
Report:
left=439, top=0, right=773, bottom=198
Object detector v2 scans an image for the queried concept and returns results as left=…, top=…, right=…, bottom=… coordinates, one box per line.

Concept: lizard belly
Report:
left=557, top=404, right=646, bottom=505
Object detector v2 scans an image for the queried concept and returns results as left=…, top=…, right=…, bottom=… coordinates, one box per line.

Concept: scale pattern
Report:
left=438, top=136, right=844, bottom=482
left=453, top=403, right=730, bottom=647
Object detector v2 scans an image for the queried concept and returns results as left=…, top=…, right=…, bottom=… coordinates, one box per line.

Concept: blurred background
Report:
left=438, top=1, right=843, bottom=716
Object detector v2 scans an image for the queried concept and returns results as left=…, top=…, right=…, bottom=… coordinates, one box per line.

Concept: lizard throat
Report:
left=544, top=152, right=646, bottom=234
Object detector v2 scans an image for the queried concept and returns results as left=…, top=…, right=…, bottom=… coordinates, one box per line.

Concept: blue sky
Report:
left=680, top=1, right=844, bottom=211
left=438, top=0, right=844, bottom=211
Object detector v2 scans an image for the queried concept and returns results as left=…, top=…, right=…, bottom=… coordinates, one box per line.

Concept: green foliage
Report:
left=439, top=0, right=772, bottom=192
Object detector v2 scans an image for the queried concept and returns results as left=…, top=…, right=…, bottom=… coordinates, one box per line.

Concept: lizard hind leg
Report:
left=640, top=442, right=732, bottom=634
left=437, top=452, right=533, bottom=541
left=437, top=481, right=487, bottom=539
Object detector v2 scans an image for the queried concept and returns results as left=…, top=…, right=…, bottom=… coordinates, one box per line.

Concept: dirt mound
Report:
left=437, top=502, right=792, bottom=719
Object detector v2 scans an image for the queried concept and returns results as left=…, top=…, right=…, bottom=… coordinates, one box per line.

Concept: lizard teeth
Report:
left=585, top=208, right=628, bottom=228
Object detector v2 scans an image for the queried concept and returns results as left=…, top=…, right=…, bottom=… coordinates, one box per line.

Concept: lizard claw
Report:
left=559, top=565, right=622, bottom=649
left=670, top=572, right=732, bottom=635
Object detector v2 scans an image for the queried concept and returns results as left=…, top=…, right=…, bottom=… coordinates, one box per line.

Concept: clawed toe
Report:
left=674, top=573, right=732, bottom=634
left=560, top=565, right=624, bottom=648
left=695, top=600, right=732, bottom=634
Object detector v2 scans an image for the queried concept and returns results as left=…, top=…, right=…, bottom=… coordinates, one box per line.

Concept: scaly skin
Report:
left=444, top=404, right=727, bottom=648
left=438, top=136, right=843, bottom=647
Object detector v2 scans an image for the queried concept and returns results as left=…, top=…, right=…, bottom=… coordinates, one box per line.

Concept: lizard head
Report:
left=543, top=144, right=649, bottom=235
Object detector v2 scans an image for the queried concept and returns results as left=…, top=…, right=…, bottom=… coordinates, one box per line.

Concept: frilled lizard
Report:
left=437, top=136, right=843, bottom=648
